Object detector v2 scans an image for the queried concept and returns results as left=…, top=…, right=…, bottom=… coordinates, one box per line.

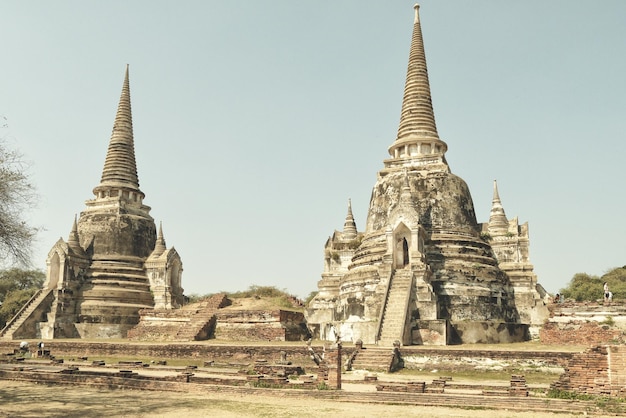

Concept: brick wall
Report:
left=0, top=341, right=317, bottom=366
left=551, top=345, right=626, bottom=397
left=540, top=321, right=625, bottom=346
left=215, top=310, right=309, bottom=342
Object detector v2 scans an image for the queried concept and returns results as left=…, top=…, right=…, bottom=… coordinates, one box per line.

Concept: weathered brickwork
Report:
left=215, top=310, right=309, bottom=342
left=551, top=345, right=626, bottom=397
left=0, top=341, right=316, bottom=365
left=540, top=321, right=625, bottom=346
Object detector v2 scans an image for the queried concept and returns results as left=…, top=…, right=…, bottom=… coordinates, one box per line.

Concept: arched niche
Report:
left=393, top=223, right=411, bottom=269
left=47, top=251, right=62, bottom=290
left=169, top=258, right=182, bottom=291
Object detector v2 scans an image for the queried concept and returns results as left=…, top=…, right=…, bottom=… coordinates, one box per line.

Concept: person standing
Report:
left=604, top=282, right=610, bottom=304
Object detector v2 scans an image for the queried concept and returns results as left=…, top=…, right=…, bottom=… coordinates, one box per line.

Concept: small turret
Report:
left=67, top=215, right=81, bottom=250
left=151, top=222, right=167, bottom=258
left=488, top=180, right=509, bottom=234
left=342, top=199, right=358, bottom=240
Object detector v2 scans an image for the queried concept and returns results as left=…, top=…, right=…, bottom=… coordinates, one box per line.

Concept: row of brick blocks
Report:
left=376, top=375, right=528, bottom=397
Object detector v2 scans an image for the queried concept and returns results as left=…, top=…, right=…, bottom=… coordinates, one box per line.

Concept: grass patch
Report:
left=188, top=285, right=304, bottom=312
left=546, top=388, right=595, bottom=400
left=547, top=389, right=626, bottom=413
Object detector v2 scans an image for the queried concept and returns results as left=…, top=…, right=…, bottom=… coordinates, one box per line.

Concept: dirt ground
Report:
left=0, top=380, right=611, bottom=418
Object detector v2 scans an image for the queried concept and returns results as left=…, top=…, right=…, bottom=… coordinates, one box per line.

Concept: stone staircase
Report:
left=349, top=347, right=395, bottom=372
left=378, top=269, right=413, bottom=345
left=0, top=288, right=55, bottom=340
left=173, top=294, right=229, bottom=341
left=128, top=293, right=230, bottom=341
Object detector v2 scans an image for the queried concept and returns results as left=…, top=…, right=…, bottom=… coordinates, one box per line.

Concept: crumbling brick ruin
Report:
left=128, top=294, right=310, bottom=342
left=551, top=345, right=626, bottom=397
left=540, top=301, right=626, bottom=346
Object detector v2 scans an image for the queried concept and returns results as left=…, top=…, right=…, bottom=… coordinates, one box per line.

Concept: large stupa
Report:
left=305, top=5, right=548, bottom=345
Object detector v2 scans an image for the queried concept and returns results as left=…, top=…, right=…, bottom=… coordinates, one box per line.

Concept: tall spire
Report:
left=342, top=199, right=357, bottom=240
left=488, top=180, right=509, bottom=233
left=93, top=65, right=142, bottom=197
left=386, top=4, right=448, bottom=170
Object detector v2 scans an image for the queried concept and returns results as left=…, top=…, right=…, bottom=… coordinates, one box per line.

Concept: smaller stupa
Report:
left=0, top=66, right=184, bottom=340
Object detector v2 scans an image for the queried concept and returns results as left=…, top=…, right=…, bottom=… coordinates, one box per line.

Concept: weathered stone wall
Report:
left=449, top=321, right=529, bottom=344
left=410, top=319, right=447, bottom=345
left=400, top=347, right=572, bottom=370
left=77, top=211, right=156, bottom=259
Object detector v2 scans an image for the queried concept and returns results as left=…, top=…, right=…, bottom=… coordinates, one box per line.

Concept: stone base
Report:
left=74, top=323, right=135, bottom=339
left=410, top=320, right=448, bottom=345
left=38, top=321, right=80, bottom=339
left=449, top=321, right=529, bottom=344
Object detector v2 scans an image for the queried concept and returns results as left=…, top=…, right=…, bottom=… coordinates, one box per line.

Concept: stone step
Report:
left=379, top=271, right=413, bottom=345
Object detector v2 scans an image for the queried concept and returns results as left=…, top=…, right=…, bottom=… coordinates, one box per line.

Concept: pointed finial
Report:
left=414, top=4, right=420, bottom=23
left=343, top=199, right=358, bottom=240
left=493, top=179, right=501, bottom=202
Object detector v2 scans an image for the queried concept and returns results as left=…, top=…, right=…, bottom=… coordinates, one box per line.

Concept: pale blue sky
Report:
left=2, top=1, right=625, bottom=298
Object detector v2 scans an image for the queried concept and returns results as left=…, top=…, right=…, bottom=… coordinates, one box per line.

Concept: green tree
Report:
left=0, top=268, right=45, bottom=301
left=560, top=267, right=626, bottom=302
left=0, top=127, right=39, bottom=266
left=0, top=288, right=37, bottom=328
left=0, top=268, right=44, bottom=328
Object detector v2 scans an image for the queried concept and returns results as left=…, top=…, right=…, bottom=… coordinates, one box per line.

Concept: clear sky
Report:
left=2, top=1, right=625, bottom=299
